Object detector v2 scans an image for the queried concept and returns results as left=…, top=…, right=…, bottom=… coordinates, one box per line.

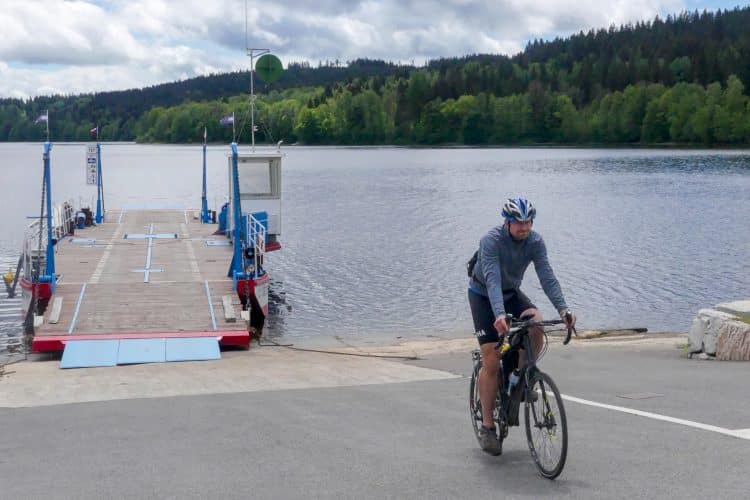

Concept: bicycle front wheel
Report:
left=524, top=372, right=568, bottom=479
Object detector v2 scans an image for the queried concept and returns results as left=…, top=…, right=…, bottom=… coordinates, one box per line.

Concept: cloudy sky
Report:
left=0, top=0, right=742, bottom=99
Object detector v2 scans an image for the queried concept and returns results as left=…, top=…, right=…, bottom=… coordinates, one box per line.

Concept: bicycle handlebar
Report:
left=496, top=313, right=577, bottom=350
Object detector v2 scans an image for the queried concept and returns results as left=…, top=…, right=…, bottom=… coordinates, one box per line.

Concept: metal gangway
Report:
left=19, top=198, right=76, bottom=287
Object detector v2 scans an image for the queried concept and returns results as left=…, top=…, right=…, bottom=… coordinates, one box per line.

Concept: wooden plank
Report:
left=222, top=295, right=236, bottom=322
left=48, top=297, right=63, bottom=324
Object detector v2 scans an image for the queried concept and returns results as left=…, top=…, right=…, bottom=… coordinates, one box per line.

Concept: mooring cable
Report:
left=257, top=338, right=420, bottom=360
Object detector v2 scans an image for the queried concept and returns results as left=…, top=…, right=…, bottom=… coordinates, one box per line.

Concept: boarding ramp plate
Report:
left=61, top=337, right=220, bottom=369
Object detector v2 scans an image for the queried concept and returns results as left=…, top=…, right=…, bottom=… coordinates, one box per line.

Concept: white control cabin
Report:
left=227, top=151, right=282, bottom=242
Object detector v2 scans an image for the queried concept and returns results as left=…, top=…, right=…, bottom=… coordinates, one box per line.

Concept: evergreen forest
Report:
left=2, top=7, right=750, bottom=146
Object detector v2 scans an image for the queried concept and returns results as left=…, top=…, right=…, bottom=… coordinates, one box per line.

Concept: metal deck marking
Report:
left=125, top=224, right=176, bottom=282
left=204, top=280, right=217, bottom=331
left=67, top=283, right=88, bottom=334
left=118, top=209, right=126, bottom=224
left=562, top=394, right=750, bottom=441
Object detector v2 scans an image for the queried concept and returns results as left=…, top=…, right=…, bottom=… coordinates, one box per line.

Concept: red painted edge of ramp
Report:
left=32, top=330, right=250, bottom=352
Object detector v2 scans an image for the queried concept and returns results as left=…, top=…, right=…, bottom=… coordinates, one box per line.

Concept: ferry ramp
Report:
left=31, top=209, right=250, bottom=352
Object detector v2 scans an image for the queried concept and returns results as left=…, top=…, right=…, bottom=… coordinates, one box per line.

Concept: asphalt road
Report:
left=2, top=339, right=749, bottom=499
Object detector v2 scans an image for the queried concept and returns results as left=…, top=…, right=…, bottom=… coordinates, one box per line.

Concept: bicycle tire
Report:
left=524, top=372, right=568, bottom=479
left=469, top=360, right=483, bottom=442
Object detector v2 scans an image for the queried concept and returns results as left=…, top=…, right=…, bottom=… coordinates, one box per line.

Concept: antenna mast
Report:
left=247, top=48, right=269, bottom=152
left=245, top=0, right=268, bottom=152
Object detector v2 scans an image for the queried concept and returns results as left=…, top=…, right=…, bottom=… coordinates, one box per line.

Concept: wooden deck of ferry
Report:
left=32, top=209, right=252, bottom=352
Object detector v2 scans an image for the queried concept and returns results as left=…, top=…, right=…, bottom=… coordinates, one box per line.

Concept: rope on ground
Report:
left=0, top=362, right=17, bottom=379
left=257, top=338, right=420, bottom=360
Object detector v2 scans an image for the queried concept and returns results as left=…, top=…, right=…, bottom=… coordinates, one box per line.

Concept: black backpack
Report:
left=466, top=250, right=478, bottom=278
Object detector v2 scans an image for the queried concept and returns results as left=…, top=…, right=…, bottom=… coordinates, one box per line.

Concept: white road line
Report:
left=90, top=224, right=123, bottom=283
left=562, top=394, right=750, bottom=441
left=180, top=223, right=201, bottom=280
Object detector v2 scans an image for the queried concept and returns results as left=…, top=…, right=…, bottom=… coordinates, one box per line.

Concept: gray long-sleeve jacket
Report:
left=469, top=224, right=568, bottom=318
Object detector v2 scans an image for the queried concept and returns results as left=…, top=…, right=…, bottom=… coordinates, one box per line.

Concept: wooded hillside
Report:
left=3, top=7, right=749, bottom=145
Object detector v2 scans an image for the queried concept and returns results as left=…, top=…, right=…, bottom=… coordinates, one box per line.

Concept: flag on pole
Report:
left=90, top=126, right=98, bottom=138
left=203, top=126, right=207, bottom=143
left=35, top=110, right=48, bottom=124
left=219, top=113, right=235, bottom=126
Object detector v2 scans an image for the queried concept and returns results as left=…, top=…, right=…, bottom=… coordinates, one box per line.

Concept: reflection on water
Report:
left=1, top=144, right=749, bottom=348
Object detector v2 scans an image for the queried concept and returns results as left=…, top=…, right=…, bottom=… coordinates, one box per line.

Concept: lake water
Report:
left=1, top=143, right=749, bottom=349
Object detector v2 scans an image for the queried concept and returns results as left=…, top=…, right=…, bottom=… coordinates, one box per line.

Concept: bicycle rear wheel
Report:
left=524, top=372, right=568, bottom=479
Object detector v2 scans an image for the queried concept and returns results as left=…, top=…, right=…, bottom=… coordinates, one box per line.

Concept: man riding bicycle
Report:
left=468, top=197, right=576, bottom=455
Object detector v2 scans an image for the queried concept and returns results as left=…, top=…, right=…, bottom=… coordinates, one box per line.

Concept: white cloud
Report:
left=0, top=0, right=700, bottom=98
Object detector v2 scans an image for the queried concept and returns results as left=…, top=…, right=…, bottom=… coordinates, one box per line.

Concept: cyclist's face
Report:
left=508, top=220, right=532, bottom=239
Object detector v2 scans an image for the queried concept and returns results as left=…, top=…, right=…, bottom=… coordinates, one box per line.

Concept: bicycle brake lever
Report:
left=563, top=326, right=575, bottom=346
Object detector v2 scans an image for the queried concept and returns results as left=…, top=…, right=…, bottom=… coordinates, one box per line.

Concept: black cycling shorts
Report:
left=468, top=288, right=537, bottom=345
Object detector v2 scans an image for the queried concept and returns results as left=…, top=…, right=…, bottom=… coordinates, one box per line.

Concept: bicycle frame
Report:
left=518, top=329, right=541, bottom=397
left=503, top=316, right=574, bottom=376
left=496, top=318, right=571, bottom=421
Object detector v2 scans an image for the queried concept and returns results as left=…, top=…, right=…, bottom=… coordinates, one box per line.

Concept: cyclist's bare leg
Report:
left=479, top=342, right=501, bottom=429
left=518, top=308, right=543, bottom=370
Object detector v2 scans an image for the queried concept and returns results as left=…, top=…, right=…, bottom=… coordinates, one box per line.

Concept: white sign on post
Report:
left=86, top=145, right=98, bottom=185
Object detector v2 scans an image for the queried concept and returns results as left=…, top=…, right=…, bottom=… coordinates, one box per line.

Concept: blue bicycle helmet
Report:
left=502, top=197, right=536, bottom=222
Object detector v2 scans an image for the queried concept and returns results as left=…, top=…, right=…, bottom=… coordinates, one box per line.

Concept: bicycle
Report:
left=469, top=313, right=575, bottom=479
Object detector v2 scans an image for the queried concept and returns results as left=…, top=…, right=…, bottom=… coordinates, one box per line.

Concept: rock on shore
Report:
left=688, top=300, right=750, bottom=360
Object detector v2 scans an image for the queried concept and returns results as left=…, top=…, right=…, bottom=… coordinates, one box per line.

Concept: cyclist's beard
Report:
left=509, top=228, right=530, bottom=241
left=506, top=221, right=531, bottom=241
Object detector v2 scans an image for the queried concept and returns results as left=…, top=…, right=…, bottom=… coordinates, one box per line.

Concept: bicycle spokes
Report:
left=524, top=373, right=568, bottom=479
left=533, top=387, right=557, bottom=430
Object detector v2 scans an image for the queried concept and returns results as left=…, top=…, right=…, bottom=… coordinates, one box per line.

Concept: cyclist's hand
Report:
left=561, top=309, right=576, bottom=329
left=494, top=315, right=509, bottom=334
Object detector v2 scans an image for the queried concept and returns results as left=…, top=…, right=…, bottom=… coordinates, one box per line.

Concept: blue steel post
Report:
left=43, top=142, right=55, bottom=280
left=227, top=143, right=244, bottom=278
left=201, top=140, right=210, bottom=222
left=95, top=142, right=103, bottom=223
